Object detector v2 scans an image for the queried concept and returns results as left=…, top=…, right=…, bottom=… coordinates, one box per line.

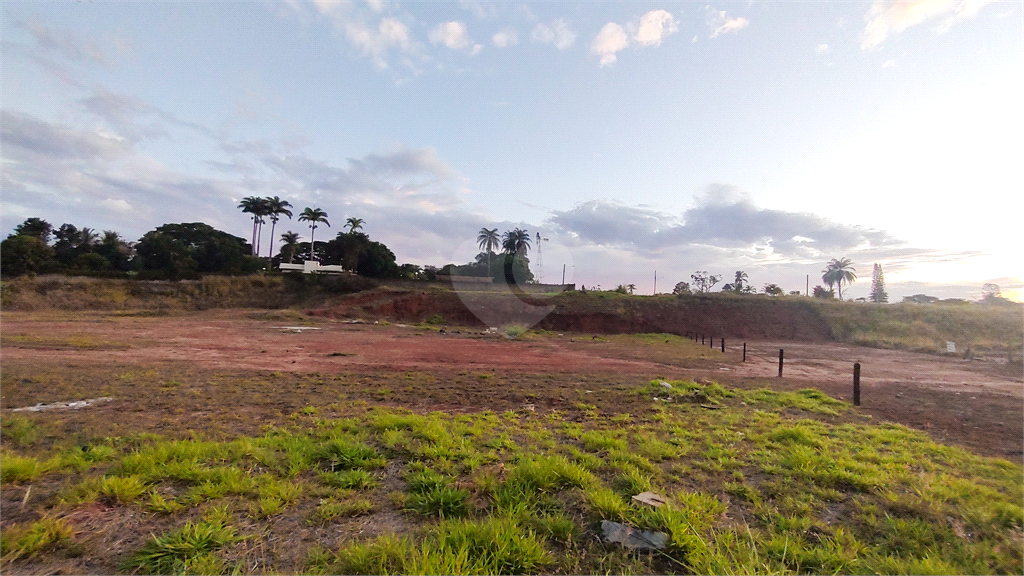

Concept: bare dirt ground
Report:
left=2, top=310, right=1021, bottom=462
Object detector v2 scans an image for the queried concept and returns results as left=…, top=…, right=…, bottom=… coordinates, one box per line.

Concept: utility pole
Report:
left=562, top=264, right=566, bottom=285
left=806, top=274, right=809, bottom=296
left=653, top=270, right=656, bottom=295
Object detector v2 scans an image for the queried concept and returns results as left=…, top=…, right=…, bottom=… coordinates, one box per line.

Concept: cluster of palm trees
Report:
left=476, top=227, right=531, bottom=271
left=238, top=197, right=365, bottom=262
left=822, top=257, right=857, bottom=300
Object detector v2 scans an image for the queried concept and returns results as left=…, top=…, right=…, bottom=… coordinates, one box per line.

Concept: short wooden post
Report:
left=701, top=335, right=705, bottom=345
left=742, top=342, right=746, bottom=362
left=853, top=362, right=861, bottom=406
left=721, top=338, right=725, bottom=353
left=778, top=348, right=784, bottom=377
left=710, top=337, right=714, bottom=350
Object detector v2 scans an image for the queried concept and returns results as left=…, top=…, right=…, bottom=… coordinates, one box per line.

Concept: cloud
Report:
left=882, top=59, right=896, bottom=68
left=100, top=198, right=133, bottom=212
left=817, top=43, right=830, bottom=53
left=547, top=185, right=910, bottom=261
left=634, top=9, right=678, bottom=46
left=344, top=17, right=423, bottom=69
left=492, top=27, right=518, bottom=47
left=531, top=19, right=577, bottom=49
left=590, top=10, right=678, bottom=66
left=0, top=110, right=132, bottom=163
left=860, top=0, right=996, bottom=49
left=706, top=9, right=749, bottom=38
left=591, top=23, right=630, bottom=66
left=16, top=18, right=117, bottom=65
left=430, top=21, right=474, bottom=50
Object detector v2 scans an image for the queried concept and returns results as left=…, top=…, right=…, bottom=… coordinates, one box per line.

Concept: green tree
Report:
left=298, top=207, right=330, bottom=261
left=501, top=228, right=531, bottom=257
left=477, top=227, right=499, bottom=276
left=691, top=271, right=721, bottom=293
left=672, top=281, right=691, bottom=296
left=763, top=283, right=783, bottom=296
left=822, top=257, right=857, bottom=301
left=237, top=197, right=265, bottom=255
left=869, top=263, right=888, bottom=303
left=279, top=231, right=300, bottom=263
left=136, top=223, right=256, bottom=279
left=812, top=285, right=835, bottom=299
left=733, top=270, right=748, bottom=292
left=94, top=230, right=133, bottom=271
left=13, top=218, right=53, bottom=243
left=345, top=217, right=365, bottom=234
left=0, top=235, right=57, bottom=277
left=264, top=196, right=293, bottom=258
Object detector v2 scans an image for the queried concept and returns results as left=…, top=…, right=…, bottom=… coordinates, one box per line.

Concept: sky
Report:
left=2, top=0, right=1022, bottom=302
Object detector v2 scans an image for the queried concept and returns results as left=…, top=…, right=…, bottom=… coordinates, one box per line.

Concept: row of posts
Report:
left=683, top=333, right=862, bottom=406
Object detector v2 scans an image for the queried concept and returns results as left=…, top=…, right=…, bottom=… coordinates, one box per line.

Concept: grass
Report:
left=1, top=372, right=1021, bottom=574
left=125, top=518, right=237, bottom=574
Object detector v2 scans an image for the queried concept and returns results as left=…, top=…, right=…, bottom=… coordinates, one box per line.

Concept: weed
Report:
left=146, top=490, right=185, bottom=514
left=505, top=324, right=527, bottom=338
left=101, top=475, right=147, bottom=504
left=1, top=415, right=41, bottom=448
left=0, top=453, right=42, bottom=484
left=407, top=485, right=471, bottom=519
left=319, top=469, right=376, bottom=490
left=0, top=517, right=74, bottom=560
left=310, top=497, right=375, bottom=523
left=313, top=439, right=385, bottom=472
left=126, top=519, right=237, bottom=574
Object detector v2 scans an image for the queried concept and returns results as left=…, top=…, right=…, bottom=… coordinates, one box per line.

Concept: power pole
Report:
left=562, top=264, right=566, bottom=285
left=806, top=274, right=809, bottom=296
left=653, top=270, right=657, bottom=294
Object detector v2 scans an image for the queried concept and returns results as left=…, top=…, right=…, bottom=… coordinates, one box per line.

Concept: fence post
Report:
left=701, top=335, right=705, bottom=345
left=853, top=362, right=861, bottom=406
left=710, top=337, right=714, bottom=350
left=721, top=338, right=725, bottom=353
left=742, top=342, right=746, bottom=362
left=778, top=349, right=784, bottom=377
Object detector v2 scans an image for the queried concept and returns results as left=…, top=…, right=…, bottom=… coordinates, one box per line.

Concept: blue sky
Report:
left=2, top=1, right=1021, bottom=300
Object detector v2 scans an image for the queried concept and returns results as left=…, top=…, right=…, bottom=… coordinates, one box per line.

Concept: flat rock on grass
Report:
left=601, top=520, right=668, bottom=550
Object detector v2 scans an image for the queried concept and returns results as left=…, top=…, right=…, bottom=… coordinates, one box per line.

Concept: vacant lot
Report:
left=2, top=309, right=1021, bottom=574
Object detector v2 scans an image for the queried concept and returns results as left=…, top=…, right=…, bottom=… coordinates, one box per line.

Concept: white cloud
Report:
left=492, top=27, right=518, bottom=47
left=860, top=0, right=996, bottom=49
left=344, top=17, right=422, bottom=70
left=634, top=9, right=678, bottom=46
left=429, top=21, right=474, bottom=51
left=591, top=23, right=630, bottom=66
left=706, top=9, right=749, bottom=38
left=531, top=19, right=577, bottom=50
left=101, top=197, right=133, bottom=212
left=817, top=43, right=830, bottom=53
left=882, top=59, right=896, bottom=68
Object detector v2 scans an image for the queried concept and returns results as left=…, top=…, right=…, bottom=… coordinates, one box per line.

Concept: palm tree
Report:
left=264, top=196, right=293, bottom=258
left=237, top=196, right=264, bottom=255
left=298, top=207, right=330, bottom=261
left=345, top=217, right=365, bottom=234
left=733, top=270, right=748, bottom=292
left=280, top=231, right=300, bottom=263
left=477, top=227, right=499, bottom=275
left=822, top=258, right=857, bottom=300
left=501, top=228, right=531, bottom=257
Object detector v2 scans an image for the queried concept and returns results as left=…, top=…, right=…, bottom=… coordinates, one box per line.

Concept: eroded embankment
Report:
left=310, top=289, right=835, bottom=341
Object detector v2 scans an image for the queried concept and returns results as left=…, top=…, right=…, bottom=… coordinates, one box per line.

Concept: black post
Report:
left=710, top=337, right=714, bottom=350
left=702, top=335, right=705, bottom=345
left=778, top=349, right=784, bottom=377
left=742, top=342, right=746, bottom=362
left=721, top=338, right=725, bottom=353
left=853, top=362, right=861, bottom=406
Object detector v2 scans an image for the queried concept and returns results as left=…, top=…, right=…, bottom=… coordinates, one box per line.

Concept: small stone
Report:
left=659, top=381, right=673, bottom=390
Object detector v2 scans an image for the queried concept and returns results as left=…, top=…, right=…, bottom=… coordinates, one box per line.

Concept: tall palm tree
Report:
left=501, top=228, right=531, bottom=258
left=345, top=217, right=365, bottom=234
left=822, top=258, right=857, bottom=300
left=238, top=196, right=264, bottom=254
left=254, top=197, right=272, bottom=257
left=264, top=196, right=293, bottom=258
left=280, top=231, right=300, bottom=263
left=298, top=207, right=330, bottom=261
left=733, top=270, right=748, bottom=292
left=477, top=227, right=499, bottom=275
